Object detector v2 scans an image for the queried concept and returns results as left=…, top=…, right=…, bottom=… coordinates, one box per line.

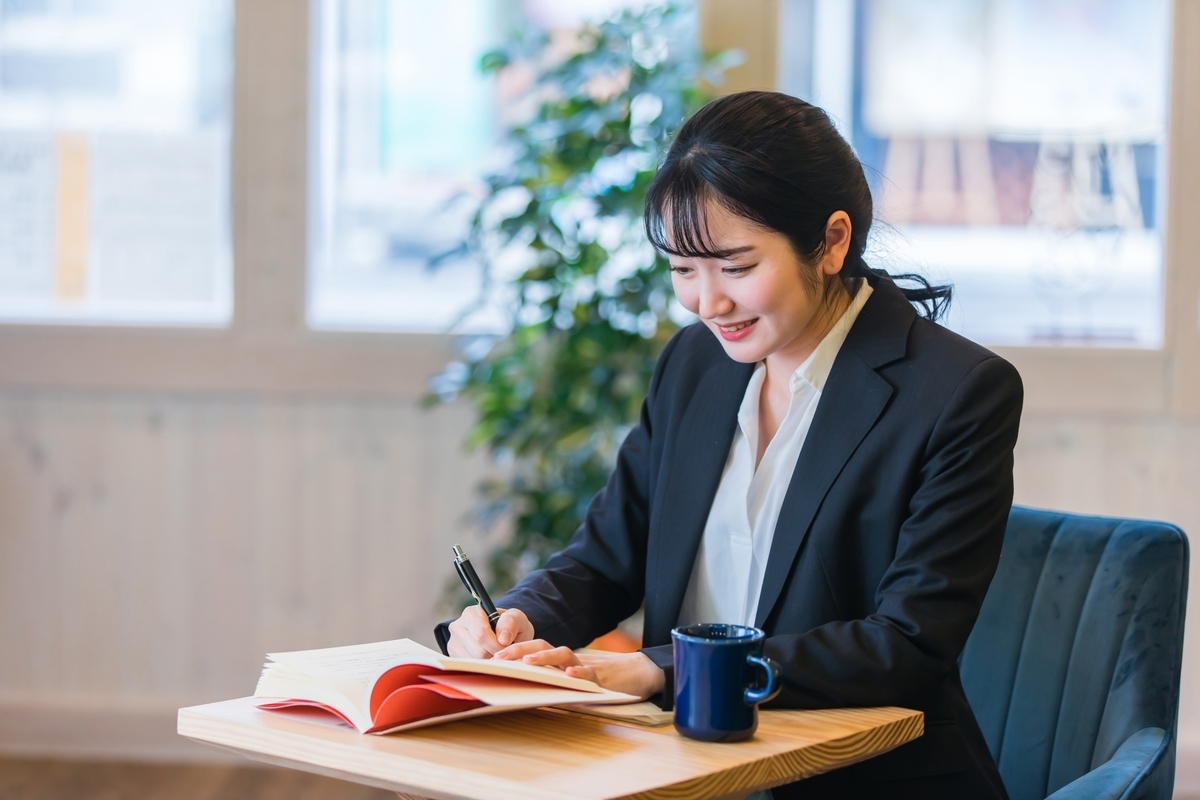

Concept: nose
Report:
left=697, top=276, right=734, bottom=320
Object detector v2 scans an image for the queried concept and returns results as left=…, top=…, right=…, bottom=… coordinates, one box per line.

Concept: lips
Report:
left=716, top=318, right=757, bottom=342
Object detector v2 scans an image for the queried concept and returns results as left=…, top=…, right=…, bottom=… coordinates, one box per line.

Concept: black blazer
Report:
left=446, top=274, right=1023, bottom=799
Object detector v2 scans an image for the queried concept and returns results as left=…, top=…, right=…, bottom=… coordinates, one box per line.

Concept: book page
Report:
left=266, top=639, right=443, bottom=684
left=555, top=701, right=675, bottom=727
left=421, top=673, right=638, bottom=708
left=257, top=638, right=634, bottom=734
left=253, top=670, right=374, bottom=732
left=437, top=655, right=607, bottom=693
left=268, top=638, right=609, bottom=694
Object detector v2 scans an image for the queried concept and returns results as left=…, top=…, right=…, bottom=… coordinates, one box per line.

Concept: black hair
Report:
left=644, top=91, right=951, bottom=320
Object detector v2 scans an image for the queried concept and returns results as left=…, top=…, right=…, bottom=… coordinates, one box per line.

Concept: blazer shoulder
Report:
left=899, top=317, right=1023, bottom=411
left=909, top=316, right=1016, bottom=377
left=851, top=277, right=1017, bottom=391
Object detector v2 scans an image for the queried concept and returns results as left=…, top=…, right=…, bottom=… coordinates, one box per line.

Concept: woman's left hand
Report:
left=494, top=640, right=665, bottom=700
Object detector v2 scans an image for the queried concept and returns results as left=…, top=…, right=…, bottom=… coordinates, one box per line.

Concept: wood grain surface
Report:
left=178, top=698, right=923, bottom=800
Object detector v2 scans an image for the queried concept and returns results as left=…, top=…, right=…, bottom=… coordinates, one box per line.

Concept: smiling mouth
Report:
left=715, top=318, right=758, bottom=341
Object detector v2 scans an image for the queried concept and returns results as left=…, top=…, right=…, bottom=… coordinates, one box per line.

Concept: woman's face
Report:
left=668, top=202, right=851, bottom=367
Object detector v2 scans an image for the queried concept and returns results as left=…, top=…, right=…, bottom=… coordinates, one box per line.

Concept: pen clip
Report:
left=454, top=559, right=483, bottom=605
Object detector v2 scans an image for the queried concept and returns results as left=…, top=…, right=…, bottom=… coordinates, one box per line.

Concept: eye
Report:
left=722, top=263, right=756, bottom=276
left=668, top=265, right=692, bottom=276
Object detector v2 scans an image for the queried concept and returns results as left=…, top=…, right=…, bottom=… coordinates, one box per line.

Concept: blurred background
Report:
left=0, top=0, right=1198, bottom=796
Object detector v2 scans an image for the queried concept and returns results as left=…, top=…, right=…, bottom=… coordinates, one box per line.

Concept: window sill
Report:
left=0, top=323, right=1171, bottom=414
left=0, top=325, right=456, bottom=400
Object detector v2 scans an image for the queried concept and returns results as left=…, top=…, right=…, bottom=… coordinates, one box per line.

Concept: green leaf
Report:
left=427, top=2, right=729, bottom=596
left=479, top=49, right=510, bottom=73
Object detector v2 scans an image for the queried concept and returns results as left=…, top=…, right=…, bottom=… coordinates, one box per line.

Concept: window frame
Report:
left=0, top=0, right=1196, bottom=418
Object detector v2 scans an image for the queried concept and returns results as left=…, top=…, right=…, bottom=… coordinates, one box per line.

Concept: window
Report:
left=307, top=0, right=667, bottom=334
left=778, top=0, right=1172, bottom=348
left=0, top=0, right=233, bottom=326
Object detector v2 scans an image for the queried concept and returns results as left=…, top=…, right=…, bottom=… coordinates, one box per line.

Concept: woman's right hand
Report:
left=446, top=606, right=535, bottom=658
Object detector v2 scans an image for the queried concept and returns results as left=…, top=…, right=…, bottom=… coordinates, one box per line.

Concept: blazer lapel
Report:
left=644, top=355, right=752, bottom=646
left=754, top=280, right=914, bottom=628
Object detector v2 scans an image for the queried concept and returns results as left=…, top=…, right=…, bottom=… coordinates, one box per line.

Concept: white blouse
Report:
left=676, top=281, right=874, bottom=628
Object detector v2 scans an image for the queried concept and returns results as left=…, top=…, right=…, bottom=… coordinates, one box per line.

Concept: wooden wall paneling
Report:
left=262, top=402, right=322, bottom=654
left=190, top=402, right=260, bottom=696
left=0, top=390, right=492, bottom=760
left=995, top=348, right=1167, bottom=415
left=108, top=398, right=174, bottom=698
left=0, top=395, right=52, bottom=695
left=1013, top=417, right=1200, bottom=524
left=50, top=398, right=115, bottom=694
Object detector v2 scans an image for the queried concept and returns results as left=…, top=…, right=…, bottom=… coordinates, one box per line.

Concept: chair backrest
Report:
left=960, top=506, right=1188, bottom=800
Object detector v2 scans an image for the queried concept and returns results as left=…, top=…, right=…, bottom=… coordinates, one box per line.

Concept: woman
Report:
left=440, top=91, right=1022, bottom=799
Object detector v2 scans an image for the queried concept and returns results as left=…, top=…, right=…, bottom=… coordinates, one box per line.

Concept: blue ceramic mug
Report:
left=671, top=623, right=782, bottom=742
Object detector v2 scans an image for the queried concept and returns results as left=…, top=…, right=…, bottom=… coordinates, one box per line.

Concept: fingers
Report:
left=494, top=639, right=553, bottom=660
left=565, top=652, right=667, bottom=698
left=565, top=665, right=599, bottom=683
left=520, top=645, right=580, bottom=669
left=447, top=606, right=536, bottom=658
left=494, top=608, right=533, bottom=647
left=446, top=605, right=503, bottom=658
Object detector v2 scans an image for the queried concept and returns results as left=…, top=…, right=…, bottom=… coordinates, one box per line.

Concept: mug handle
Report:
left=743, top=655, right=782, bottom=705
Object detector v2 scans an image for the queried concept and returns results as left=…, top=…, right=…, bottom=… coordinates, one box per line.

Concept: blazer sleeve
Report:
left=485, top=329, right=683, bottom=648
left=643, top=355, right=1023, bottom=710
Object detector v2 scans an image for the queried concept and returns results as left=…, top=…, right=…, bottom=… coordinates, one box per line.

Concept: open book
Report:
left=254, top=638, right=639, bottom=734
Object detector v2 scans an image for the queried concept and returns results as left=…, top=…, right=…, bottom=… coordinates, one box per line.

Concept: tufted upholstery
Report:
left=960, top=507, right=1189, bottom=800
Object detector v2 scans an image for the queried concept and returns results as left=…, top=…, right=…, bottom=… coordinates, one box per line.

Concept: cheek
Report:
left=731, top=280, right=773, bottom=317
left=671, top=278, right=700, bottom=315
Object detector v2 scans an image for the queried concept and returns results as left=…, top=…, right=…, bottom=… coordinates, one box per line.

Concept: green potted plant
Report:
left=429, top=3, right=735, bottom=602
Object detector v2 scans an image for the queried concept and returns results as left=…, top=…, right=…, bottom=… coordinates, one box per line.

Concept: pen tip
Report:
left=452, top=544, right=466, bottom=560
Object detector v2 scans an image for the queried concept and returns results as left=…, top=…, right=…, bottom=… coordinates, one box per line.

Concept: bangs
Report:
left=643, top=150, right=758, bottom=259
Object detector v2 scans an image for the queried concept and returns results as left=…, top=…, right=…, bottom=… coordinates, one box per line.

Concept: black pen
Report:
left=452, top=544, right=502, bottom=631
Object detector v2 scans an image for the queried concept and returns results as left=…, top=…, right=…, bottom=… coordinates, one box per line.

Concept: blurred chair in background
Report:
left=961, top=507, right=1189, bottom=800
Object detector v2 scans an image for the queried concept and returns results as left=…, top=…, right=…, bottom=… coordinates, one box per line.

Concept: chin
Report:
left=721, top=346, right=765, bottom=364
left=707, top=330, right=768, bottom=363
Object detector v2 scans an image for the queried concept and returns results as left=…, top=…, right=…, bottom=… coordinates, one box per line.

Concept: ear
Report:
left=821, top=211, right=853, bottom=275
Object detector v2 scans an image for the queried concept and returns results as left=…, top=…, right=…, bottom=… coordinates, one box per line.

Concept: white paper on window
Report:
left=0, top=132, right=56, bottom=299
left=0, top=0, right=233, bottom=326
left=91, top=132, right=228, bottom=306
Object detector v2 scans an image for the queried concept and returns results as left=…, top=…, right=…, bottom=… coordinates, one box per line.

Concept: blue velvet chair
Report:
left=960, top=507, right=1189, bottom=800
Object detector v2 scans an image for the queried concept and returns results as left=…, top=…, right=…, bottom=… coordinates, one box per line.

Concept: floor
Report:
left=0, top=758, right=396, bottom=800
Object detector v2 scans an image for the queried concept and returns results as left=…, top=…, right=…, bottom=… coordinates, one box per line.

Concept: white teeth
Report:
left=720, top=320, right=754, bottom=332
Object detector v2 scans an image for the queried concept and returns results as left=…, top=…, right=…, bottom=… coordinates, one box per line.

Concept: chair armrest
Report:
left=1045, top=728, right=1166, bottom=800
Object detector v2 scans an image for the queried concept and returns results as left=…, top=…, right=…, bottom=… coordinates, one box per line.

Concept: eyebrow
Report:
left=671, top=245, right=755, bottom=260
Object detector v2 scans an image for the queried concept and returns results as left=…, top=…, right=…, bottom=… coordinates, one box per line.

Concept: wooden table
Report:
left=178, top=698, right=922, bottom=800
